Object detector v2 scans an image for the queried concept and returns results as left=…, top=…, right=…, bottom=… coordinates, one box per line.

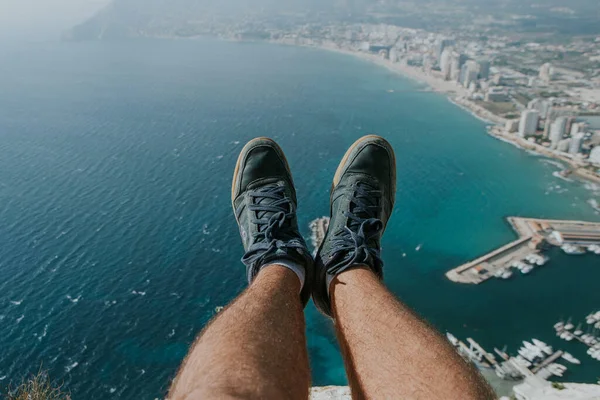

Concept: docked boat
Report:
left=518, top=348, right=536, bottom=362
left=587, top=244, right=600, bottom=254
left=532, top=339, right=552, bottom=355
left=547, top=363, right=565, bottom=377
left=562, top=352, right=581, bottom=365
left=520, top=264, right=534, bottom=274
left=561, top=244, right=586, bottom=255
left=574, top=324, right=583, bottom=336
left=501, top=270, right=513, bottom=279
left=564, top=318, right=574, bottom=330
left=446, top=332, right=458, bottom=346
left=554, top=321, right=565, bottom=330
left=514, top=356, right=532, bottom=367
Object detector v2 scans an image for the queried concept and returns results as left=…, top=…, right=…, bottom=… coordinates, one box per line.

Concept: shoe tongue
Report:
left=252, top=182, right=290, bottom=232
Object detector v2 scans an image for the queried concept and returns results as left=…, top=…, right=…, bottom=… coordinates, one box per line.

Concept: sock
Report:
left=265, top=260, right=305, bottom=293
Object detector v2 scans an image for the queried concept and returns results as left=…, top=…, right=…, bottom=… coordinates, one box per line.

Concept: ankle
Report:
left=255, top=263, right=304, bottom=294
left=328, top=265, right=377, bottom=294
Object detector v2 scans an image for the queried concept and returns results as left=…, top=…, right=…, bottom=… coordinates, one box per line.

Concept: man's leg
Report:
left=312, top=135, right=494, bottom=399
left=169, top=265, right=310, bottom=400
left=331, top=267, right=495, bottom=399
left=171, top=137, right=314, bottom=399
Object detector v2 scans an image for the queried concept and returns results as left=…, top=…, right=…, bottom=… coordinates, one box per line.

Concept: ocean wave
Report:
left=131, top=290, right=146, bottom=296
left=541, top=159, right=566, bottom=170
left=553, top=171, right=573, bottom=182
left=34, top=324, right=48, bottom=341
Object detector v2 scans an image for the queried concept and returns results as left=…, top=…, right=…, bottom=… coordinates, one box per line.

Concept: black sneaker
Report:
left=313, top=135, right=396, bottom=317
left=232, top=137, right=313, bottom=306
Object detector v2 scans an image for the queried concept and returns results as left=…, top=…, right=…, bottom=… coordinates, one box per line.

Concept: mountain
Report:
left=64, top=0, right=600, bottom=41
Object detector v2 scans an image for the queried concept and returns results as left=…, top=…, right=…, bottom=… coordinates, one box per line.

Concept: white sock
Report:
left=265, top=261, right=305, bottom=293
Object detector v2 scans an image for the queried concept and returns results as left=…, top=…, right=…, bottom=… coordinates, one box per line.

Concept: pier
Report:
left=531, top=351, right=563, bottom=374
left=446, top=217, right=600, bottom=284
left=309, top=217, right=330, bottom=255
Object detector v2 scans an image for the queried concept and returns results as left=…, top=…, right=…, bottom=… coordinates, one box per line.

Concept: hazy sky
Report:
left=0, top=0, right=109, bottom=39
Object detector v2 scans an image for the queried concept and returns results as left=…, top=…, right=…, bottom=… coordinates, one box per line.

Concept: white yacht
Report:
left=561, top=244, right=586, bottom=255
left=554, top=321, right=565, bottom=330
left=501, top=270, right=513, bottom=279
left=518, top=348, right=536, bottom=362
left=521, top=264, right=534, bottom=274
left=562, top=352, right=581, bottom=364
left=564, top=318, right=574, bottom=330
left=532, top=339, right=552, bottom=355
left=574, top=324, right=583, bottom=336
left=514, top=356, right=532, bottom=367
left=547, top=364, right=565, bottom=377
left=446, top=332, right=458, bottom=346
left=587, top=244, right=600, bottom=254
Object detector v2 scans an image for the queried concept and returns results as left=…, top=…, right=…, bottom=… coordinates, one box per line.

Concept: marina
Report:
left=554, top=310, right=600, bottom=362
left=446, top=217, right=600, bottom=284
left=447, top=333, right=584, bottom=384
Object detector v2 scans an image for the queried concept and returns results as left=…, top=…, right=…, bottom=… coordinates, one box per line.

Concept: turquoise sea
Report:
left=0, top=39, right=599, bottom=398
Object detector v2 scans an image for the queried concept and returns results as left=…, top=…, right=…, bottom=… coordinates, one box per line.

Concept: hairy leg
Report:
left=331, top=267, right=495, bottom=400
left=169, top=265, right=310, bottom=400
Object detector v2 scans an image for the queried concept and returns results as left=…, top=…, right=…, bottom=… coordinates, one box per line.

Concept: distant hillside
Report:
left=64, top=0, right=600, bottom=41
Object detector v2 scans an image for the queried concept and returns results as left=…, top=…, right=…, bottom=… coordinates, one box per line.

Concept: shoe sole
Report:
left=332, top=134, right=397, bottom=197
left=231, top=137, right=293, bottom=213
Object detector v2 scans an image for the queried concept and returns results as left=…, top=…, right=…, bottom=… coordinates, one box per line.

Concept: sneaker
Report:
left=232, top=137, right=313, bottom=306
left=313, top=135, right=396, bottom=317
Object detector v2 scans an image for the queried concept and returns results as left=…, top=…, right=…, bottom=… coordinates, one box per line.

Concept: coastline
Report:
left=270, top=40, right=506, bottom=126
left=269, top=40, right=600, bottom=186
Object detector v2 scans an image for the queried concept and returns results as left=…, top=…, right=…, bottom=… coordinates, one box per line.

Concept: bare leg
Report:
left=331, top=267, right=495, bottom=400
left=169, top=265, right=310, bottom=400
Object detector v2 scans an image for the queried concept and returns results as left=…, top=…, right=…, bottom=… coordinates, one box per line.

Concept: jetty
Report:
left=309, top=217, right=330, bottom=255
left=446, top=217, right=600, bottom=284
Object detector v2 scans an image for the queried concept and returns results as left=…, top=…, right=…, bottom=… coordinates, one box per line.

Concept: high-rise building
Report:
left=437, top=38, right=455, bottom=60
left=440, top=48, right=453, bottom=80
left=590, top=147, right=600, bottom=164
left=450, top=57, right=461, bottom=81
left=539, top=63, right=554, bottom=82
left=557, top=139, right=571, bottom=153
left=459, top=61, right=478, bottom=88
left=477, top=60, right=490, bottom=80
left=518, top=110, right=539, bottom=137
left=457, top=54, right=468, bottom=69
left=568, top=133, right=585, bottom=155
left=389, top=48, right=399, bottom=63
left=570, top=122, right=587, bottom=136
left=527, top=98, right=550, bottom=119
left=549, top=117, right=568, bottom=147
left=505, top=119, right=519, bottom=133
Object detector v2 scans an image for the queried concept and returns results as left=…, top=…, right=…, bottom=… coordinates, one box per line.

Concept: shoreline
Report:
left=271, top=40, right=600, bottom=186
left=270, top=40, right=506, bottom=126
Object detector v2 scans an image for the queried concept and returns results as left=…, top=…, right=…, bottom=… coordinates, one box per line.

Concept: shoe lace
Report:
left=327, top=182, right=384, bottom=276
left=240, top=183, right=305, bottom=269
